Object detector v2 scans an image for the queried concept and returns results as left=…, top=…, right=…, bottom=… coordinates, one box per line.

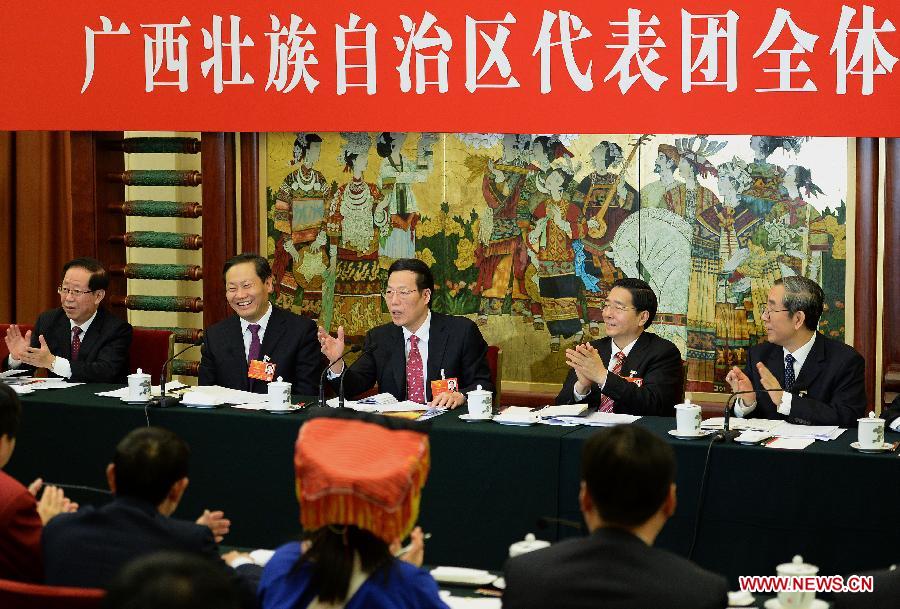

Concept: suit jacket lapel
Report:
left=765, top=343, right=785, bottom=391
left=793, top=333, right=826, bottom=391
left=389, top=325, right=407, bottom=398
left=598, top=338, right=613, bottom=369
left=76, top=309, right=105, bottom=361
left=260, top=307, right=286, bottom=358
left=52, top=311, right=73, bottom=359
left=620, top=332, right=651, bottom=376
left=426, top=314, right=449, bottom=396
left=225, top=316, right=249, bottom=379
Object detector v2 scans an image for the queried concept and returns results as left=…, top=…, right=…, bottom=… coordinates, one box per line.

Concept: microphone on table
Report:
left=720, top=387, right=785, bottom=442
left=151, top=343, right=200, bottom=408
left=317, top=342, right=377, bottom=408
left=536, top=516, right=584, bottom=532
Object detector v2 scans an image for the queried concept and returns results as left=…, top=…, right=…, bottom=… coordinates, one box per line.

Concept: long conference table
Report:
left=8, top=383, right=900, bottom=586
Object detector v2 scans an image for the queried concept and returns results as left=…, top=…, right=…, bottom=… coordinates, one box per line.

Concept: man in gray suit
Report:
left=503, top=425, right=728, bottom=609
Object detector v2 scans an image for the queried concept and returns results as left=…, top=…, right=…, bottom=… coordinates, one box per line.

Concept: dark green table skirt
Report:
left=8, top=384, right=900, bottom=584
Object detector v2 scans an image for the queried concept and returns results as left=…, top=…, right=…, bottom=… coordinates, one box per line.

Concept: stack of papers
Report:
left=181, top=386, right=268, bottom=406
left=493, top=406, right=540, bottom=425
left=536, top=404, right=588, bottom=418
left=701, top=417, right=781, bottom=432
left=10, top=378, right=83, bottom=392
left=770, top=422, right=844, bottom=441
left=326, top=392, right=428, bottom=413
left=547, top=411, right=642, bottom=427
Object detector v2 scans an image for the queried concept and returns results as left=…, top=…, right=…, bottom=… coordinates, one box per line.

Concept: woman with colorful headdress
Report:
left=258, top=411, right=446, bottom=609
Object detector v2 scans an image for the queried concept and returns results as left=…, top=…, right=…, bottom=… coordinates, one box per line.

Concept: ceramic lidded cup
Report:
left=775, top=555, right=818, bottom=609
left=857, top=411, right=885, bottom=449
left=127, top=368, right=151, bottom=402
left=267, top=376, right=292, bottom=406
left=674, top=398, right=702, bottom=434
left=509, top=533, right=551, bottom=558
left=466, top=385, right=492, bottom=417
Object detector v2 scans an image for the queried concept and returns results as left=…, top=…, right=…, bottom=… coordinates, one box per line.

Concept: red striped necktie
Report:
left=598, top=351, right=627, bottom=413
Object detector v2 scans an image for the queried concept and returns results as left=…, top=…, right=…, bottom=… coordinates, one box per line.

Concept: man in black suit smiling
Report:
left=317, top=258, right=492, bottom=409
left=4, top=257, right=132, bottom=383
left=556, top=277, right=684, bottom=416
left=199, top=253, right=321, bottom=396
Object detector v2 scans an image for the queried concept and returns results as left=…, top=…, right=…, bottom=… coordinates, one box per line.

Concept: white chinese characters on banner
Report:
left=753, top=8, right=820, bottom=93
left=465, top=13, right=520, bottom=92
left=79, top=7, right=898, bottom=98
left=265, top=14, right=319, bottom=94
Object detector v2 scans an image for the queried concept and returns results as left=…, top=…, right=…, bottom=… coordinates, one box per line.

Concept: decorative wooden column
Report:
left=240, top=133, right=260, bottom=253
left=853, top=138, right=879, bottom=410
left=884, top=138, right=900, bottom=406
left=200, top=133, right=237, bottom=327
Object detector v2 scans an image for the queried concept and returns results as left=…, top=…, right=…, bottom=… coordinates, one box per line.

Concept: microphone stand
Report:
left=719, top=387, right=784, bottom=442
left=151, top=343, right=200, bottom=408
left=318, top=342, right=377, bottom=408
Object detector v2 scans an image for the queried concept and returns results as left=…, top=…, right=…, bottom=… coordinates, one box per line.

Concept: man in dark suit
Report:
left=318, top=258, right=492, bottom=409
left=726, top=276, right=866, bottom=427
left=832, top=566, right=900, bottom=609
left=42, top=427, right=260, bottom=605
left=199, top=253, right=321, bottom=396
left=4, top=257, right=132, bottom=383
left=884, top=393, right=900, bottom=432
left=0, top=384, right=75, bottom=582
left=556, top=278, right=683, bottom=416
left=503, top=425, right=729, bottom=609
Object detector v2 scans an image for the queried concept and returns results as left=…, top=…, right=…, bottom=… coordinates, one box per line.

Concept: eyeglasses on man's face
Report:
left=759, top=305, right=790, bottom=317
left=383, top=288, right=420, bottom=300
left=601, top=301, right=636, bottom=313
left=57, top=286, right=95, bottom=297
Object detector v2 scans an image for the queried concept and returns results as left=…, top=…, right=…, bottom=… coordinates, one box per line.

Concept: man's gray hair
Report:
left=775, top=275, right=824, bottom=331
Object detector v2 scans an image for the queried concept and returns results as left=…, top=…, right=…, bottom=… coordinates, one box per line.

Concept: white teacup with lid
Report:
left=127, top=368, right=151, bottom=402
left=674, top=398, right=702, bottom=435
left=267, top=377, right=292, bottom=407
left=775, top=555, right=818, bottom=609
left=857, top=411, right=885, bottom=449
left=509, top=533, right=550, bottom=558
left=466, top=385, right=492, bottom=417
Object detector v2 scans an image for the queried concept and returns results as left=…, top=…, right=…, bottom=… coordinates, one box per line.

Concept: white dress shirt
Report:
left=8, top=310, right=99, bottom=379
left=572, top=335, right=640, bottom=402
left=735, top=332, right=817, bottom=418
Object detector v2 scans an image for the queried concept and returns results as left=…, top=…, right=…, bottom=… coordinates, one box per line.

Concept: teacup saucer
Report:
left=459, top=413, right=493, bottom=422
left=667, top=429, right=715, bottom=440
left=850, top=441, right=895, bottom=453
left=763, top=598, right=827, bottom=609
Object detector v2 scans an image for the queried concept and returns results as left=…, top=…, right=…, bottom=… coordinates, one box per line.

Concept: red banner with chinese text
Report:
left=0, top=0, right=897, bottom=134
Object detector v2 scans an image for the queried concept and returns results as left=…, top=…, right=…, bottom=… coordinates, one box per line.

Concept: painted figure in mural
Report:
left=766, top=164, right=829, bottom=282
left=639, top=144, right=683, bottom=209
left=666, top=136, right=727, bottom=391
left=711, top=157, right=763, bottom=382
left=326, top=132, right=389, bottom=340
left=575, top=140, right=639, bottom=337
left=742, top=135, right=808, bottom=215
left=527, top=164, right=586, bottom=352
left=473, top=133, right=534, bottom=325
left=522, top=135, right=577, bottom=330
left=272, top=133, right=334, bottom=316
left=375, top=132, right=438, bottom=263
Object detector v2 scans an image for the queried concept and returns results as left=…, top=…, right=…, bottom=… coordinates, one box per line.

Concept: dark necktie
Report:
left=406, top=335, right=425, bottom=403
left=598, top=351, right=627, bottom=413
left=71, top=326, right=82, bottom=361
left=784, top=353, right=796, bottom=392
left=248, top=324, right=261, bottom=363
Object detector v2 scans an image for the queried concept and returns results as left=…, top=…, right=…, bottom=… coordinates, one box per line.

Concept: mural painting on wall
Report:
left=266, top=133, right=848, bottom=391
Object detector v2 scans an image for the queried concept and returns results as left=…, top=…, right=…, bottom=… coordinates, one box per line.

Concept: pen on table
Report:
left=395, top=532, right=432, bottom=557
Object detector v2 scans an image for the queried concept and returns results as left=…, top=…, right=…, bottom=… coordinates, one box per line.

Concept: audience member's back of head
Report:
left=103, top=551, right=241, bottom=609
left=113, top=427, right=189, bottom=504
left=582, top=425, right=676, bottom=527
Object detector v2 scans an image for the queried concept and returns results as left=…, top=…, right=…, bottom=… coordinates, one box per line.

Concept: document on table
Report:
left=536, top=404, right=588, bottom=418
left=184, top=386, right=268, bottom=405
left=765, top=437, right=816, bottom=450
left=22, top=379, right=83, bottom=390
left=326, top=392, right=427, bottom=413
left=701, top=417, right=781, bottom=432
left=771, top=422, right=844, bottom=441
